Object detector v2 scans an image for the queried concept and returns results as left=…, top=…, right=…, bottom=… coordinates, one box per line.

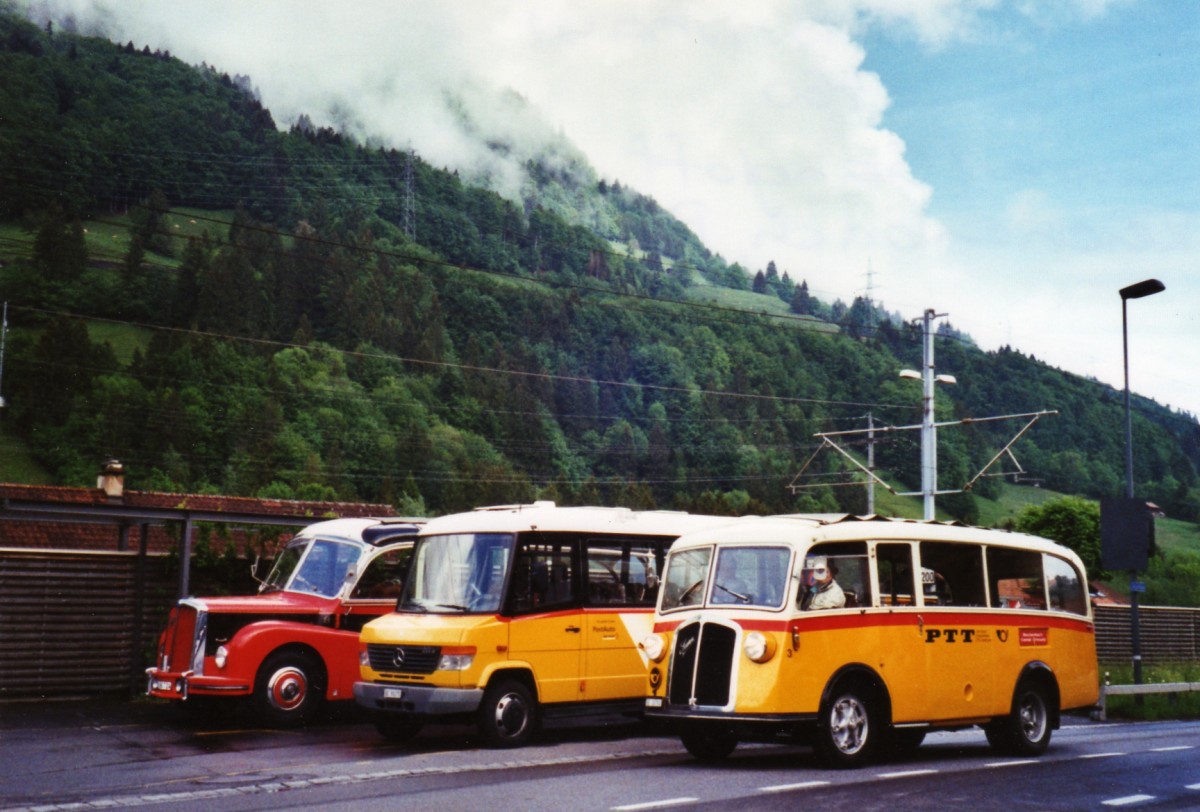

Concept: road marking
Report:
left=611, top=799, right=699, bottom=811
left=1186, top=783, right=1200, bottom=791
left=876, top=769, right=938, bottom=779
left=1080, top=752, right=1125, bottom=759
left=983, top=759, right=1037, bottom=767
left=2, top=747, right=685, bottom=812
left=1149, top=745, right=1193, bottom=752
left=760, top=780, right=831, bottom=793
left=1102, top=795, right=1156, bottom=807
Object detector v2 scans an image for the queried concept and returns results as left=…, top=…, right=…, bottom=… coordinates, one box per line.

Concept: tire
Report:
left=478, top=677, right=538, bottom=748
left=986, top=680, right=1053, bottom=756
left=815, top=680, right=883, bottom=768
left=253, top=650, right=325, bottom=726
left=374, top=714, right=425, bottom=744
left=680, top=726, right=738, bottom=762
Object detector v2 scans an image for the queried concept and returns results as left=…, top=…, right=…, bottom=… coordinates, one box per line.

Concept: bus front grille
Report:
left=667, top=622, right=735, bottom=708
left=366, top=644, right=441, bottom=675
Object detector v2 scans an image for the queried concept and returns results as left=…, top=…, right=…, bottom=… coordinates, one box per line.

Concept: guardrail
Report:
left=1092, top=680, right=1200, bottom=720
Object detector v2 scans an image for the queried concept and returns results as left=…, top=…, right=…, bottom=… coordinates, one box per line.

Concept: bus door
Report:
left=506, top=536, right=583, bottom=703
left=916, top=540, right=998, bottom=720
left=582, top=538, right=666, bottom=701
left=872, top=542, right=928, bottom=723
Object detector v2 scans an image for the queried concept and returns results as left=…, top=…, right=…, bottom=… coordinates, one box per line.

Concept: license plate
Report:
left=383, top=687, right=404, bottom=699
left=645, top=697, right=663, bottom=708
left=152, top=679, right=173, bottom=692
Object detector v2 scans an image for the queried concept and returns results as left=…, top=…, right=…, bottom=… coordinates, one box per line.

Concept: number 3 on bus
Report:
left=641, top=514, right=1099, bottom=766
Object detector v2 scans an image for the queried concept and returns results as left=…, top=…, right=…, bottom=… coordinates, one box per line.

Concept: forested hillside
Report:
left=2, top=11, right=1198, bottom=535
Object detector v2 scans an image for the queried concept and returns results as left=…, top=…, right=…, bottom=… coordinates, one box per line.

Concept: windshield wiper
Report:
left=715, top=583, right=750, bottom=602
left=435, top=603, right=470, bottom=611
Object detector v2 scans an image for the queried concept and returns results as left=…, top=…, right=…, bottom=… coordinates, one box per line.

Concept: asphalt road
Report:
left=0, top=700, right=1197, bottom=811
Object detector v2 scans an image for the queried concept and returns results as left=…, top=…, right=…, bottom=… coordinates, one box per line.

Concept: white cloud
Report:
left=15, top=0, right=1198, bottom=415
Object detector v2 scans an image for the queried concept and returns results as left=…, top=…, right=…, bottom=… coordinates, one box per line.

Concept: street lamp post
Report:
left=1119, top=278, right=1164, bottom=686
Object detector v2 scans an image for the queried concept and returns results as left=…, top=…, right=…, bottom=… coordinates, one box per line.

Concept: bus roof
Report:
left=419, top=502, right=740, bottom=539
left=666, top=513, right=1084, bottom=562
left=295, top=516, right=425, bottom=546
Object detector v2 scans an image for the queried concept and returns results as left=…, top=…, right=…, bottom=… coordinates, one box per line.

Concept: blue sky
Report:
left=20, top=0, right=1200, bottom=417
left=866, top=3, right=1198, bottom=228
left=858, top=2, right=1198, bottom=416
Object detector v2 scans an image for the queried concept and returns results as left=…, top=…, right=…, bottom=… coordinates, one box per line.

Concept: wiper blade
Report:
left=715, top=583, right=750, bottom=602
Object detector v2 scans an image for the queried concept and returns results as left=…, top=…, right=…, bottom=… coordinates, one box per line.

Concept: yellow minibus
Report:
left=642, top=514, right=1099, bottom=766
left=354, top=502, right=737, bottom=746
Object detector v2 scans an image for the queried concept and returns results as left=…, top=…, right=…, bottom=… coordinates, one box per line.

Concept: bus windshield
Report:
left=661, top=545, right=793, bottom=611
left=400, top=533, right=514, bottom=613
left=263, top=538, right=363, bottom=598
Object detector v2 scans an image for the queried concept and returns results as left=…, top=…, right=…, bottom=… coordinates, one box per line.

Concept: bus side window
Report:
left=986, top=546, right=1045, bottom=610
left=1044, top=554, right=1087, bottom=615
left=876, top=543, right=916, bottom=607
left=510, top=541, right=575, bottom=612
left=918, top=541, right=986, bottom=607
left=584, top=540, right=663, bottom=607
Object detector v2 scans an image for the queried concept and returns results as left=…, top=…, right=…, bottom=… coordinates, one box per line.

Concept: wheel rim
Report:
left=266, top=666, right=308, bottom=712
left=492, top=691, right=530, bottom=740
left=830, top=695, right=869, bottom=755
left=1018, top=691, right=1047, bottom=743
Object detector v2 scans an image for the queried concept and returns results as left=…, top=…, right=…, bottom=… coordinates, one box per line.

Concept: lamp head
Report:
left=1120, top=279, right=1165, bottom=300
left=899, top=369, right=921, bottom=380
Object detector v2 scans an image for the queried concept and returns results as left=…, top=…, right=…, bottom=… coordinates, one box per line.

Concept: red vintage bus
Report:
left=147, top=517, right=420, bottom=724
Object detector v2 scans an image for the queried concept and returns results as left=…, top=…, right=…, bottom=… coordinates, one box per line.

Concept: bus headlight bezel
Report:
left=641, top=633, right=666, bottom=662
left=743, top=630, right=776, bottom=663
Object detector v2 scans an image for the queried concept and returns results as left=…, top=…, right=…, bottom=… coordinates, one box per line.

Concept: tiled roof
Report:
left=0, top=483, right=397, bottom=553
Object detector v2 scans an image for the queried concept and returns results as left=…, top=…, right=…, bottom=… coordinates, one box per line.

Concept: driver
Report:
left=801, top=556, right=845, bottom=610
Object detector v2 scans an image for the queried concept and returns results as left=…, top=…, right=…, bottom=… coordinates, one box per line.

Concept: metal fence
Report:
left=1093, top=603, right=1200, bottom=664
left=2, top=549, right=1198, bottom=700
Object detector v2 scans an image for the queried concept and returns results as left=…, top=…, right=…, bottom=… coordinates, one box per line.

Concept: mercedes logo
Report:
left=391, top=647, right=406, bottom=668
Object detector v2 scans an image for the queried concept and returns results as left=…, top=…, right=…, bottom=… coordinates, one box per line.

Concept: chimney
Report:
left=98, top=459, right=125, bottom=499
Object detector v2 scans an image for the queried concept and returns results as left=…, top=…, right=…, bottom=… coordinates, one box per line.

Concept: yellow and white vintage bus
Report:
left=354, top=502, right=737, bottom=747
left=642, top=514, right=1099, bottom=766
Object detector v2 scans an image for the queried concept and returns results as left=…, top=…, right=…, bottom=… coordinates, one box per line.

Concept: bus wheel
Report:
left=374, top=714, right=425, bottom=744
left=985, top=681, right=1052, bottom=756
left=815, top=681, right=881, bottom=768
left=680, top=727, right=738, bottom=762
left=254, top=650, right=325, bottom=726
left=478, top=678, right=537, bottom=748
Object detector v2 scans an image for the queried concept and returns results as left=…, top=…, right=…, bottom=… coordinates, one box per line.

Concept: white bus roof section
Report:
left=419, top=502, right=741, bottom=538
left=294, top=516, right=423, bottom=542
left=667, top=513, right=1084, bottom=563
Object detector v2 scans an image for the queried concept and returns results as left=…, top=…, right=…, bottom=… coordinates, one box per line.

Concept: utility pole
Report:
left=866, top=412, right=876, bottom=514
left=403, top=147, right=416, bottom=241
left=0, top=301, right=7, bottom=409
left=900, top=309, right=953, bottom=520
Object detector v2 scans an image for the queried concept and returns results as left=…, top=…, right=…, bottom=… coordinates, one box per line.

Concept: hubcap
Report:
left=267, top=667, right=308, bottom=712
left=493, top=692, right=528, bottom=739
left=830, top=695, right=868, bottom=755
left=1019, top=693, right=1047, bottom=742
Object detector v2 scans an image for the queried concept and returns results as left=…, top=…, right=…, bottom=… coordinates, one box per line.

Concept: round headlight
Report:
left=640, top=633, right=666, bottom=662
left=214, top=645, right=228, bottom=669
left=743, top=631, right=776, bottom=663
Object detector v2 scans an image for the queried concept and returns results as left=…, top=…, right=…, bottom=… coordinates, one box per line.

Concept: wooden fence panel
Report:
left=0, top=549, right=175, bottom=698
